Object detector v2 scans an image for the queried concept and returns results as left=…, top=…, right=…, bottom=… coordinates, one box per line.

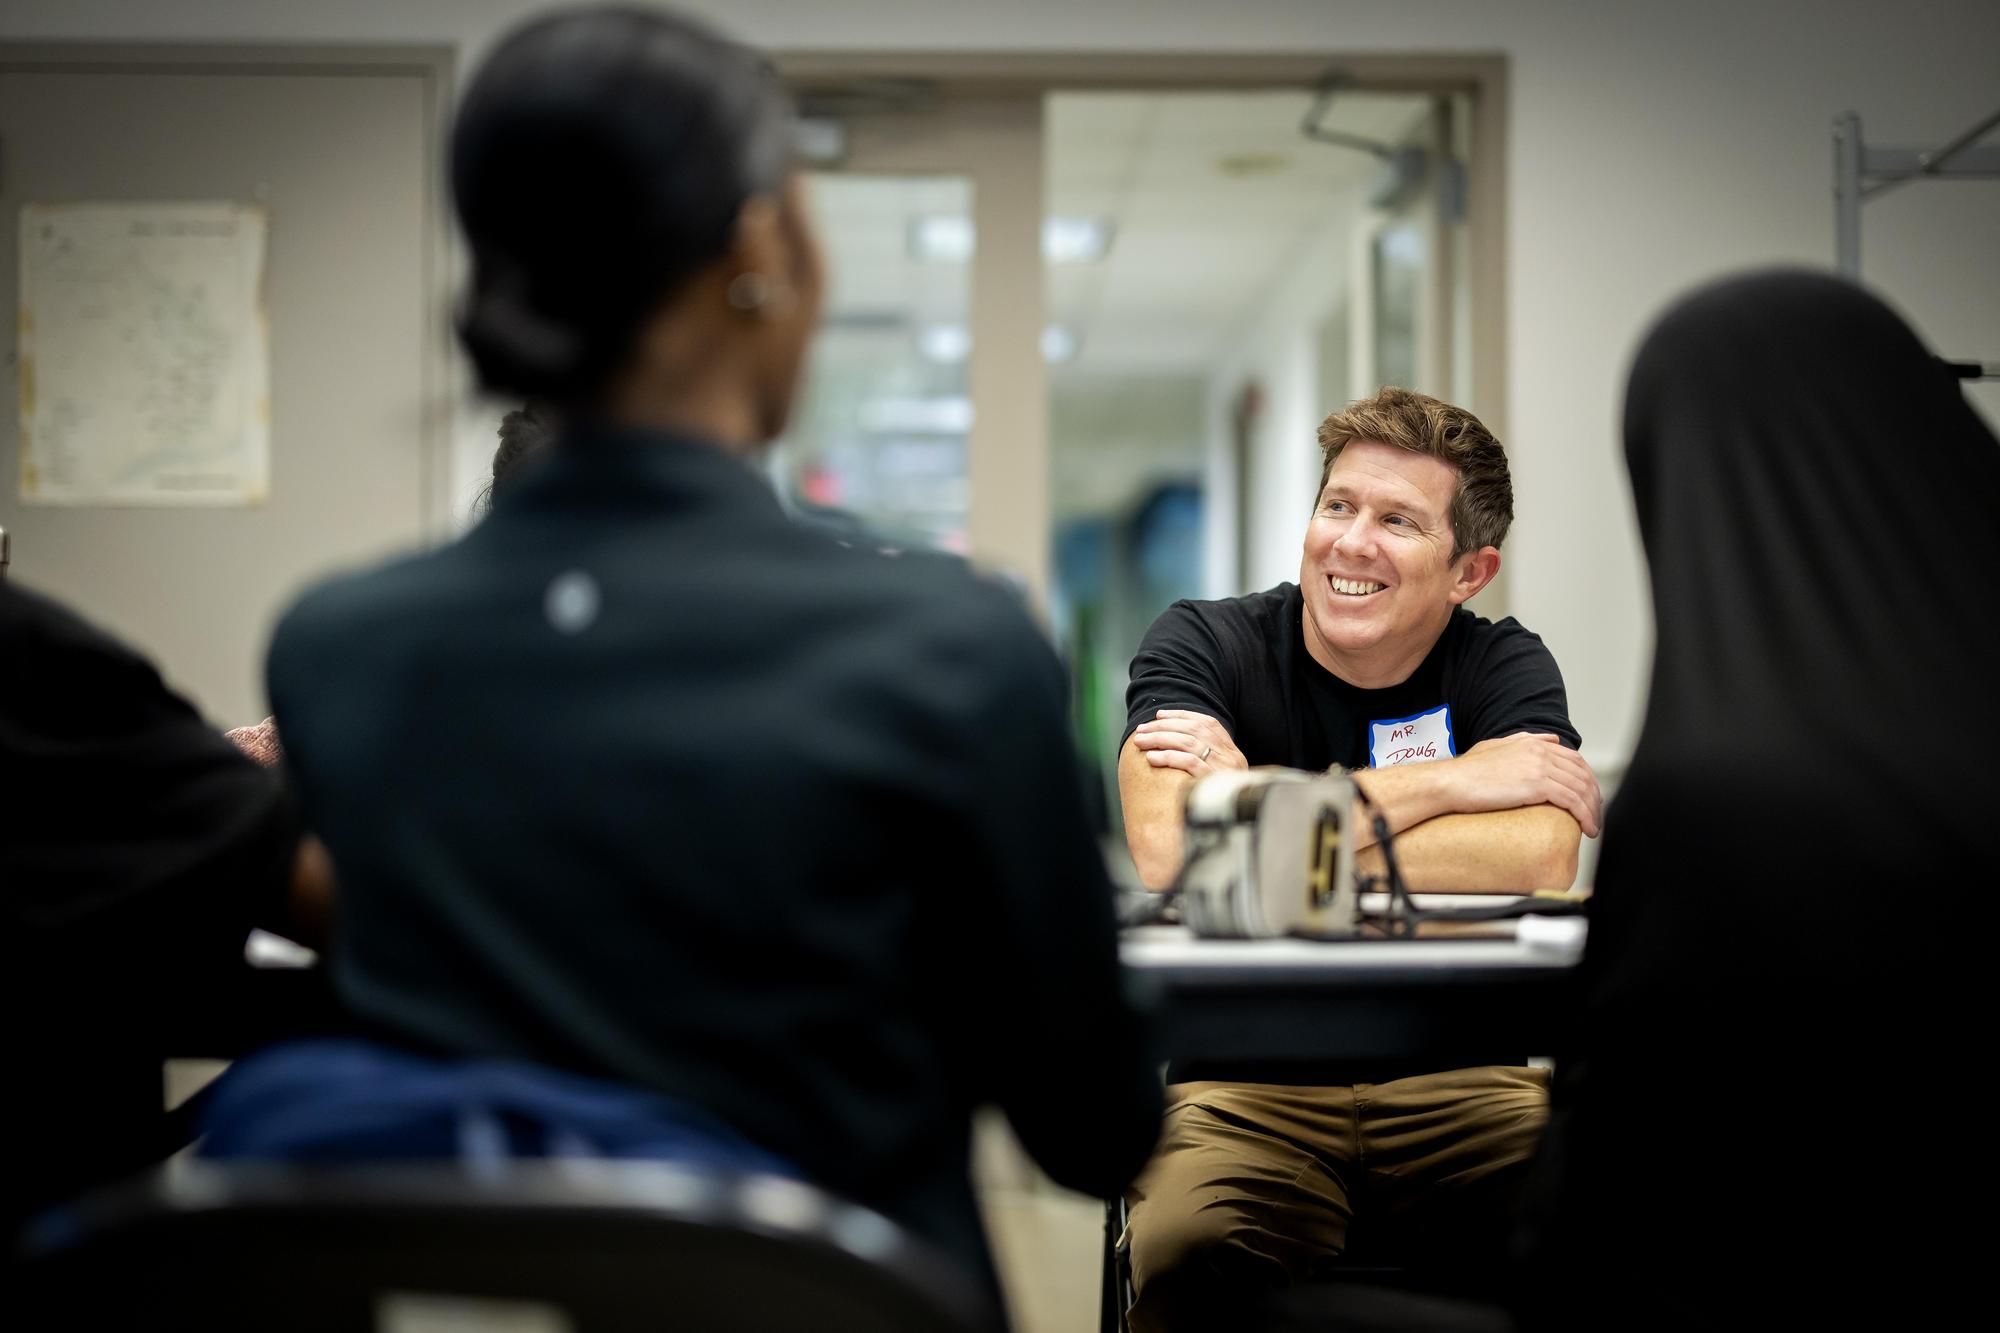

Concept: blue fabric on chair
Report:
left=197, top=1038, right=799, bottom=1176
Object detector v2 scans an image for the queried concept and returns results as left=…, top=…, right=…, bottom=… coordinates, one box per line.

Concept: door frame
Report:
left=0, top=41, right=459, bottom=537
left=779, top=51, right=1510, bottom=612
left=799, top=94, right=1049, bottom=601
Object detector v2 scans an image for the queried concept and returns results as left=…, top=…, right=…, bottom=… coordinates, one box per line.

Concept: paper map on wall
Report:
left=18, top=202, right=269, bottom=505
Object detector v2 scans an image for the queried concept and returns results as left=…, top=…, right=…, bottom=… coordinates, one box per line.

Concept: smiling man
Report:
left=1115, top=387, right=1603, bottom=1331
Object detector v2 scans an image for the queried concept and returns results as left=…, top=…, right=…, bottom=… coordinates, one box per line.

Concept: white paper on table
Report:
left=18, top=201, right=270, bottom=506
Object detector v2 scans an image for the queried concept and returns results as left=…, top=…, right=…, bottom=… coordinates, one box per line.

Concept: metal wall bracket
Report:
left=1833, top=108, right=2000, bottom=278
left=1834, top=108, right=2000, bottom=380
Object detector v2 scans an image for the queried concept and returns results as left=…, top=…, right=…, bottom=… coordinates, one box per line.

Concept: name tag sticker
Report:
left=1368, top=704, right=1455, bottom=768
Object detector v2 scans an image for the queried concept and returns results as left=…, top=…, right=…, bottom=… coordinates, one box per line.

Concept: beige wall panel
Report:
left=0, top=53, right=445, bottom=727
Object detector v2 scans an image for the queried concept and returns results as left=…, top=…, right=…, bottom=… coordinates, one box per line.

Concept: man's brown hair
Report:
left=1315, top=386, right=1513, bottom=559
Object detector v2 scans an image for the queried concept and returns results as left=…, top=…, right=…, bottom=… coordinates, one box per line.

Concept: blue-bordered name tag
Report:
left=1368, top=704, right=1455, bottom=768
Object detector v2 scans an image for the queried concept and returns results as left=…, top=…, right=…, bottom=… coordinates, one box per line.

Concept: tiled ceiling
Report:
left=810, top=173, right=971, bottom=336
left=791, top=89, right=1438, bottom=525
left=1047, top=90, right=1434, bottom=374
left=805, top=88, right=1436, bottom=377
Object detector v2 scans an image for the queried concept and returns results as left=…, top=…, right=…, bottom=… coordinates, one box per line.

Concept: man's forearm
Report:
left=1343, top=760, right=1461, bottom=850
left=1343, top=743, right=1592, bottom=892
left=1117, top=738, right=1193, bottom=890
left=1120, top=735, right=1593, bottom=896
left=1356, top=804, right=1582, bottom=894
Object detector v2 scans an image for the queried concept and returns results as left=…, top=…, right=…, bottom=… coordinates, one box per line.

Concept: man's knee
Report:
left=1127, top=1185, right=1295, bottom=1295
left=1373, top=1065, right=1550, bottom=1175
left=1448, top=1065, right=1552, bottom=1176
left=1361, top=1067, right=1552, bottom=1263
left=1125, top=1187, right=1300, bottom=1333
left=1125, top=1137, right=1350, bottom=1328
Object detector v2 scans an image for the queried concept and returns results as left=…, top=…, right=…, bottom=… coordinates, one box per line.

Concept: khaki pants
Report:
left=1124, top=1067, right=1550, bottom=1333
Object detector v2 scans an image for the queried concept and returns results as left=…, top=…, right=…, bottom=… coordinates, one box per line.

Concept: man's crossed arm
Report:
left=1118, top=709, right=1603, bottom=894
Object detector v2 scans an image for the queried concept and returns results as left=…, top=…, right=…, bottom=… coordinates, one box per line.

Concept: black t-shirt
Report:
left=1124, top=583, right=1580, bottom=766
left=1124, top=582, right=1580, bottom=1084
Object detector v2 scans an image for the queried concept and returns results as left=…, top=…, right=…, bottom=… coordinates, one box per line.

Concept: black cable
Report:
left=1344, top=774, right=1585, bottom=938
left=1349, top=775, right=1421, bottom=938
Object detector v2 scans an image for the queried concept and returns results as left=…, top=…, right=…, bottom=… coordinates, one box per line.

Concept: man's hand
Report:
left=1128, top=709, right=1247, bottom=779
left=1119, top=711, right=1245, bottom=889
left=1436, top=732, right=1603, bottom=836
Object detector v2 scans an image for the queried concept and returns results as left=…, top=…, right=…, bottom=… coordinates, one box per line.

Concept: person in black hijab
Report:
left=217, top=5, right=1158, bottom=1318
left=1520, top=270, right=1999, bottom=1325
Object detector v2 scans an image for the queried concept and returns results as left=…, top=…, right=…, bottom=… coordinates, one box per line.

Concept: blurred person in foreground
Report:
left=0, top=579, right=331, bottom=1237
left=1513, top=270, right=1999, bottom=1327
left=223, top=403, right=558, bottom=769
left=1268, top=272, right=2000, bottom=1331
left=200, top=6, right=1158, bottom=1317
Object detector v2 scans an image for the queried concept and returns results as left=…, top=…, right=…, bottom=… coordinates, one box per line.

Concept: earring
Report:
left=727, top=271, right=796, bottom=317
left=726, top=272, right=771, bottom=312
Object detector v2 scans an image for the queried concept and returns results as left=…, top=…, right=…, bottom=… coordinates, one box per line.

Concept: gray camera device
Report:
left=1177, top=768, right=1361, bottom=939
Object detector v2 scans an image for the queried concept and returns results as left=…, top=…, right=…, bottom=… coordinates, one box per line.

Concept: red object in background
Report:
left=800, top=464, right=843, bottom=507
left=1233, top=379, right=1264, bottom=432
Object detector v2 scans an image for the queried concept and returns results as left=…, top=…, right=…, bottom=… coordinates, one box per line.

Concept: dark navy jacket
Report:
left=266, top=427, right=1159, bottom=1303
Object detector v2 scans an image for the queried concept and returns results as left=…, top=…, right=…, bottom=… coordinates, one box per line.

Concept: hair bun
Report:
left=457, top=282, right=590, bottom=400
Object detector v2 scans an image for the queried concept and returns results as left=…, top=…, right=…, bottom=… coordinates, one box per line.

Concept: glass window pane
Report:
left=771, top=173, right=972, bottom=552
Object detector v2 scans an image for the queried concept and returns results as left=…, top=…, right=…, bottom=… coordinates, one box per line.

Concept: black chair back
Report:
left=17, top=1161, right=995, bottom=1332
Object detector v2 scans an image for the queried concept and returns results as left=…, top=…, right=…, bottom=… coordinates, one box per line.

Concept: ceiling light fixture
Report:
left=914, top=323, right=1081, bottom=365
left=1040, top=325, right=1080, bottom=364
left=1041, top=217, right=1114, bottom=264
left=908, top=215, right=975, bottom=263
left=859, top=395, right=975, bottom=434
left=916, top=324, right=972, bottom=364
left=908, top=216, right=1115, bottom=264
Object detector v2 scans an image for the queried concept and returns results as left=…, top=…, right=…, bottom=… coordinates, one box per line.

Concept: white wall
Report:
left=1050, top=373, right=1207, bottom=522
left=7, top=0, right=1998, bottom=771
left=1202, top=192, right=1357, bottom=599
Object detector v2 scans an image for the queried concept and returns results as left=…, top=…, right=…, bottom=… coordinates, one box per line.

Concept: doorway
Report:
left=780, top=56, right=1504, bottom=834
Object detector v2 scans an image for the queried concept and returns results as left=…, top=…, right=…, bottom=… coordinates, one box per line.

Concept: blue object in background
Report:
left=1054, top=481, right=1204, bottom=835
